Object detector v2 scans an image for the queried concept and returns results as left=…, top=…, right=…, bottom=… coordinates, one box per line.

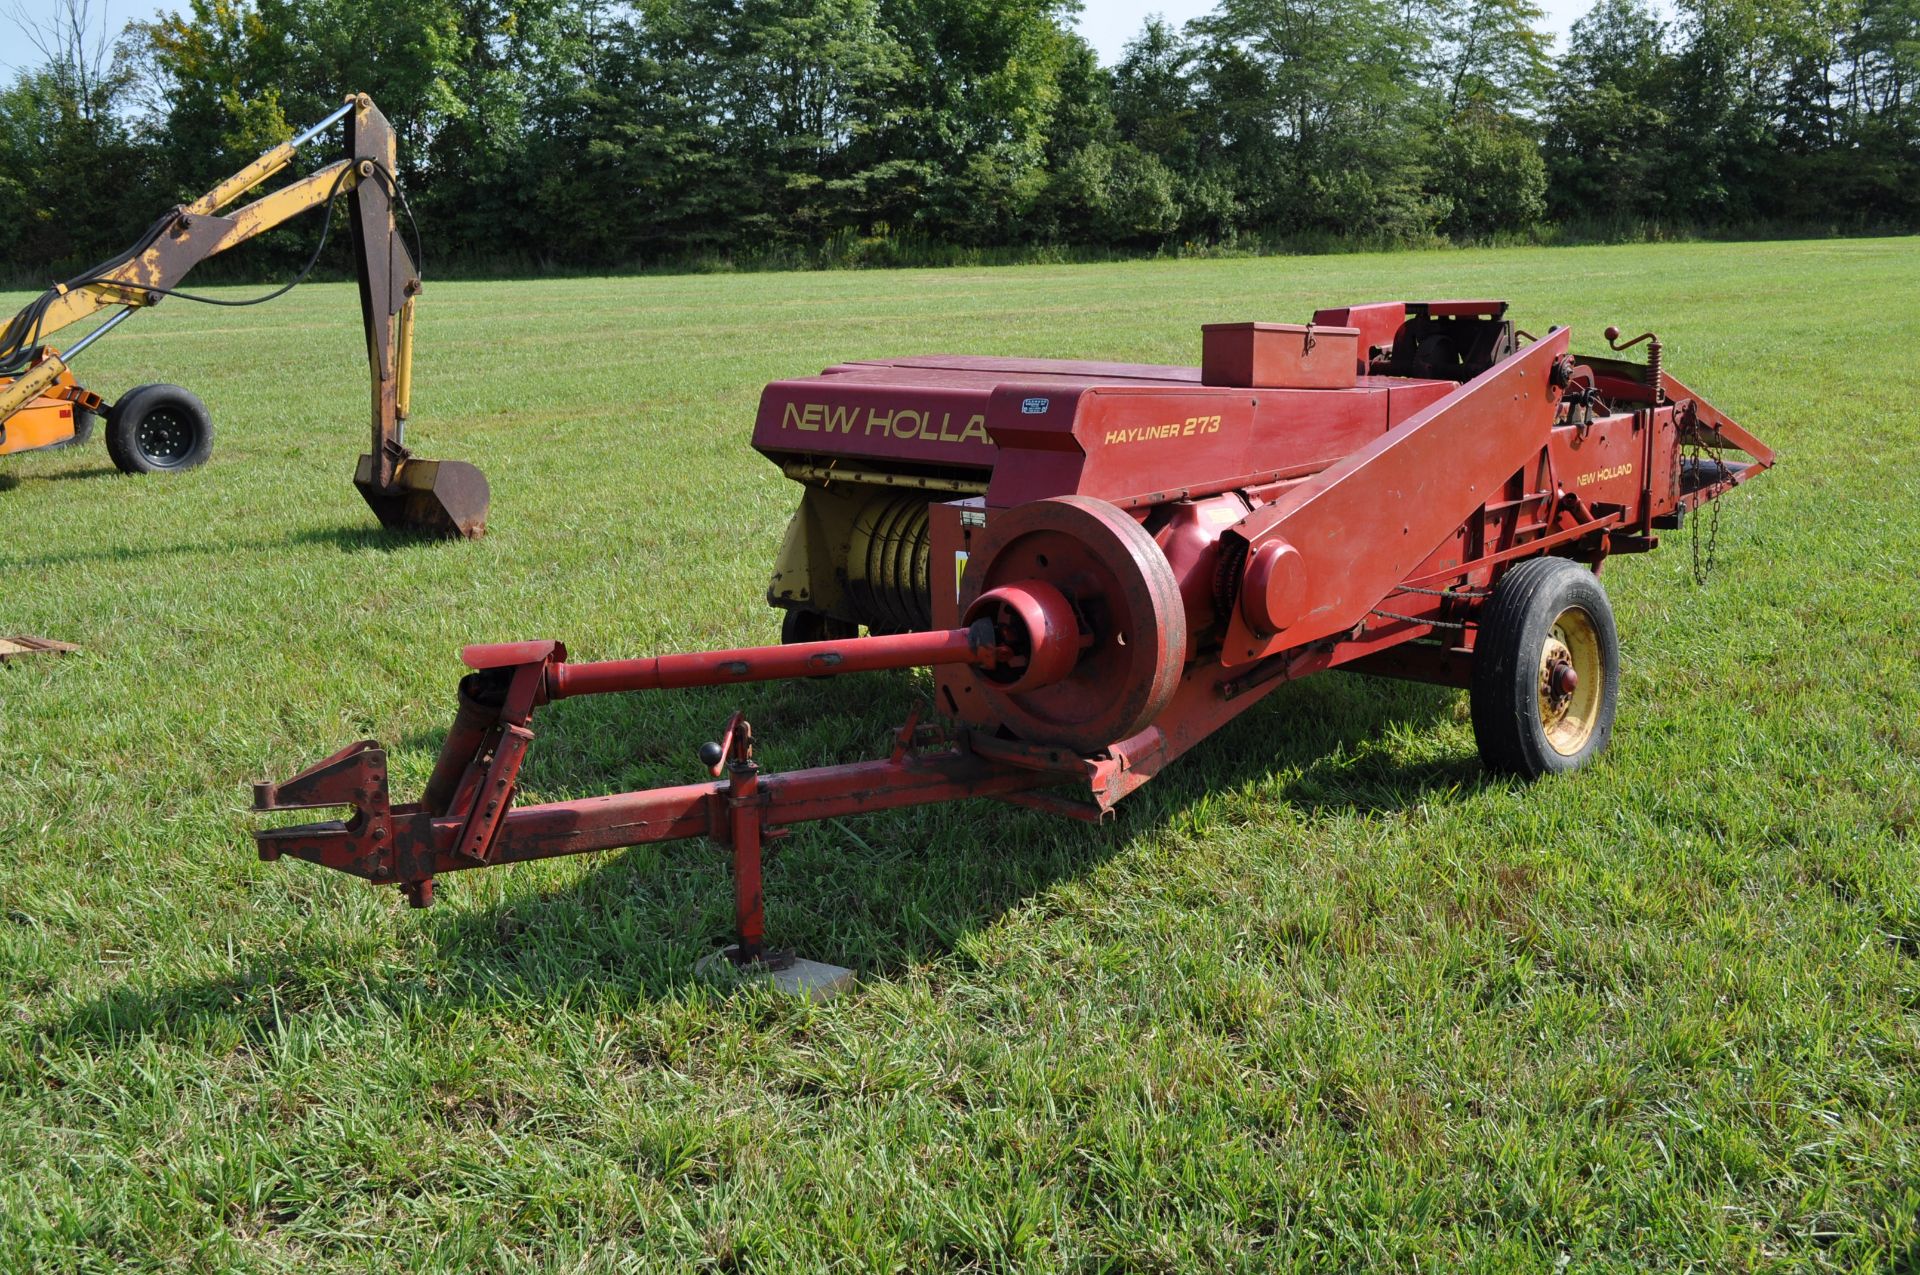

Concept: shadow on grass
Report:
left=0, top=464, right=118, bottom=493
left=290, top=524, right=473, bottom=555
left=0, top=520, right=461, bottom=569
left=40, top=669, right=1480, bottom=1046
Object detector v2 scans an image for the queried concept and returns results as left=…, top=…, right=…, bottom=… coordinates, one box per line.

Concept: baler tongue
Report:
left=354, top=454, right=491, bottom=539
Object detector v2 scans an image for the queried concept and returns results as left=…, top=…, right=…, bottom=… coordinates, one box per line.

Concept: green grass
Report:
left=1, top=239, right=1917, bottom=1272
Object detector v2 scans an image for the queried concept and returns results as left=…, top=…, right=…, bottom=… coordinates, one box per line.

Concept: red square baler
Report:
left=255, top=300, right=1771, bottom=970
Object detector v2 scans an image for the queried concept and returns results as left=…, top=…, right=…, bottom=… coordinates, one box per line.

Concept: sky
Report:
left=1071, top=0, right=1596, bottom=63
left=1, top=0, right=1601, bottom=79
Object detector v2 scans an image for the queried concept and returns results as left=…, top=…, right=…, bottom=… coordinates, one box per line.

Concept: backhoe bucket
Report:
left=354, top=454, right=491, bottom=539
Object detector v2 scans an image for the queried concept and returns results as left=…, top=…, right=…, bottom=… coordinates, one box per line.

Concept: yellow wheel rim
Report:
left=1538, top=606, right=1603, bottom=756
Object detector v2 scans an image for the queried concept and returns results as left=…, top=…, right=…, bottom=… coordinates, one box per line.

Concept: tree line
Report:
left=2, top=0, right=1915, bottom=282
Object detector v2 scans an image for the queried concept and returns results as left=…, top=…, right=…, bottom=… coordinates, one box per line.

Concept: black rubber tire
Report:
left=1470, top=557, right=1620, bottom=779
left=780, top=608, right=859, bottom=645
left=105, top=383, right=213, bottom=474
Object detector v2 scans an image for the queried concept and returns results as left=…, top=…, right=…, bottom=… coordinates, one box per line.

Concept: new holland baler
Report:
left=254, top=300, right=1770, bottom=975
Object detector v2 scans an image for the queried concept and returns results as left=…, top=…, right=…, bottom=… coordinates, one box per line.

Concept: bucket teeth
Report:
left=354, top=454, right=490, bottom=539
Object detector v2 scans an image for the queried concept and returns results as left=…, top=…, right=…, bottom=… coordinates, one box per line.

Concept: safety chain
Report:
left=1368, top=608, right=1469, bottom=631
left=1365, top=583, right=1487, bottom=631
left=1389, top=584, right=1491, bottom=600
left=1689, top=437, right=1733, bottom=586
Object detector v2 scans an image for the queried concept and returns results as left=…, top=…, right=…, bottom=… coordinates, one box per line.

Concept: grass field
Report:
left=2, top=239, right=1917, bottom=1271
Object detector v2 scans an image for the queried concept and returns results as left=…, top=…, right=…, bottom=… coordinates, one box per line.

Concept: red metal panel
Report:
left=1218, top=329, right=1571, bottom=666
left=1382, top=378, right=1455, bottom=427
left=983, top=383, right=1396, bottom=508
left=839, top=354, right=1205, bottom=385
left=1052, top=387, right=1260, bottom=506
left=1421, top=300, right=1508, bottom=319
left=1201, top=323, right=1360, bottom=389
left=462, top=639, right=561, bottom=671
left=1312, top=303, right=1407, bottom=369
left=753, top=378, right=1004, bottom=469
left=1546, top=411, right=1658, bottom=519
left=754, top=355, right=1216, bottom=471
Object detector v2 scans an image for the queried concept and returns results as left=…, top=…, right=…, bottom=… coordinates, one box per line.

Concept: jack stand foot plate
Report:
left=696, top=946, right=856, bottom=1002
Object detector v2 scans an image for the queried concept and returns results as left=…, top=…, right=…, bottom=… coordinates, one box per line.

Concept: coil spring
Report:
left=1212, top=537, right=1247, bottom=623
left=845, top=492, right=933, bottom=632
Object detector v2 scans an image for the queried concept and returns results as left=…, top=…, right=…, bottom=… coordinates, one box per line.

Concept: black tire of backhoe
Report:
left=106, top=383, right=213, bottom=474
left=49, top=406, right=94, bottom=449
left=1469, top=556, right=1620, bottom=779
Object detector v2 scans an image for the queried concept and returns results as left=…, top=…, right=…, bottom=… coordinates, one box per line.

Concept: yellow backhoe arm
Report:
left=0, top=158, right=367, bottom=425
left=22, top=160, right=358, bottom=343
left=2, top=96, right=365, bottom=399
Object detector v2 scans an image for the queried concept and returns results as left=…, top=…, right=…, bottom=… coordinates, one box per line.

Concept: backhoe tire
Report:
left=106, top=384, right=213, bottom=474
left=49, top=406, right=95, bottom=450
left=1470, top=557, right=1620, bottom=779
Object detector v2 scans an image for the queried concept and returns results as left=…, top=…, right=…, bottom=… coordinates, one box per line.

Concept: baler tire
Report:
left=1470, top=557, right=1619, bottom=779
left=780, top=609, right=858, bottom=646
left=105, top=383, right=213, bottom=475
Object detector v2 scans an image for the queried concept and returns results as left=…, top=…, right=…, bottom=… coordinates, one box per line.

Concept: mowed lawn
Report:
left=1, top=239, right=1917, bottom=1272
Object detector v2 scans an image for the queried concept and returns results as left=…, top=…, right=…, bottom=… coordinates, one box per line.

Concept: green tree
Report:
left=1109, top=17, right=1239, bottom=240
left=872, top=0, right=1088, bottom=243
left=1543, top=0, right=1677, bottom=224
left=1432, top=105, right=1547, bottom=234
left=1191, top=0, right=1441, bottom=240
left=0, top=2, right=152, bottom=280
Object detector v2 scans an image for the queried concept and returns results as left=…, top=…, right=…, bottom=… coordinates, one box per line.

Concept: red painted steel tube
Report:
left=546, top=627, right=999, bottom=700
left=729, top=762, right=766, bottom=959
left=476, top=748, right=1058, bottom=869
left=256, top=746, right=1068, bottom=884
left=420, top=689, right=496, bottom=816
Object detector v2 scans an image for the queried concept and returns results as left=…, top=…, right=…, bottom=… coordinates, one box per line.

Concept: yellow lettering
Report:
left=784, top=400, right=995, bottom=446
left=1577, top=463, right=1635, bottom=486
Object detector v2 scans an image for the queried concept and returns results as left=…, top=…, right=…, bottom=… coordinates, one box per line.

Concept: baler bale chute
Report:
left=254, top=300, right=1771, bottom=979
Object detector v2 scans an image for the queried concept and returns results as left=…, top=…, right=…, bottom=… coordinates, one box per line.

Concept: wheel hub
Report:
left=1537, top=609, right=1603, bottom=756
left=136, top=409, right=193, bottom=464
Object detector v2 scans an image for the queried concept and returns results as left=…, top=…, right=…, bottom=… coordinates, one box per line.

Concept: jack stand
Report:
left=693, top=748, right=856, bottom=1000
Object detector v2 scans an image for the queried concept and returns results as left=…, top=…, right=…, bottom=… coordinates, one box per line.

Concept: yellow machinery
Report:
left=0, top=94, right=488, bottom=537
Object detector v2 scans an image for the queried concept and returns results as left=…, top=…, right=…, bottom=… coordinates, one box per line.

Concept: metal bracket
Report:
left=455, top=723, right=534, bottom=863
left=253, top=741, right=394, bottom=878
